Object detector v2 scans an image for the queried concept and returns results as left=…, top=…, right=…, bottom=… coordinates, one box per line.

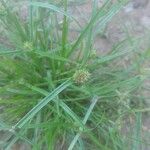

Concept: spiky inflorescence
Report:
left=73, top=69, right=91, bottom=84
left=90, top=49, right=97, bottom=58
left=23, top=41, right=33, bottom=51
left=0, top=3, right=6, bottom=15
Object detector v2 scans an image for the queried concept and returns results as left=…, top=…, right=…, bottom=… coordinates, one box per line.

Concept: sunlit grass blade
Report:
left=132, top=113, right=142, bottom=150
left=0, top=50, right=23, bottom=55
left=4, top=125, right=32, bottom=150
left=68, top=96, right=98, bottom=150
left=23, top=83, right=84, bottom=128
left=14, top=80, right=71, bottom=129
left=30, top=1, right=73, bottom=19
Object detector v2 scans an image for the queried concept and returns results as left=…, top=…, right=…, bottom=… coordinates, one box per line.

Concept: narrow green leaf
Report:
left=68, top=96, right=98, bottom=150
left=132, top=113, right=142, bottom=150
left=14, top=80, right=71, bottom=128
left=29, top=0, right=33, bottom=41
left=30, top=2, right=73, bottom=19
left=61, top=0, right=68, bottom=57
left=68, top=0, right=126, bottom=56
left=59, top=101, right=83, bottom=128
left=0, top=50, right=23, bottom=55
left=23, top=82, right=83, bottom=128
left=0, top=120, right=10, bottom=131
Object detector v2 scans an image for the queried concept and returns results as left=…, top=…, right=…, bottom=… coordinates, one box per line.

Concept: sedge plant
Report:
left=0, top=0, right=149, bottom=149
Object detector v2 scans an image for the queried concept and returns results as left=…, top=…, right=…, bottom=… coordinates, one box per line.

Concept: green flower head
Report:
left=0, top=3, right=6, bottom=15
left=23, top=41, right=33, bottom=51
left=90, top=49, right=97, bottom=58
left=73, top=69, right=91, bottom=84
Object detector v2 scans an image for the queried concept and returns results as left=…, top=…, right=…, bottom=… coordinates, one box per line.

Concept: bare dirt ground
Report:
left=0, top=0, right=150, bottom=149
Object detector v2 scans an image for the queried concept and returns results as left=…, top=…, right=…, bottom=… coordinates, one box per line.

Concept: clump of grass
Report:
left=0, top=0, right=148, bottom=149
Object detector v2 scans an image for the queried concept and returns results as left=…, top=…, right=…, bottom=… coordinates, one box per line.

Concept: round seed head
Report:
left=73, top=69, right=91, bottom=84
left=90, top=49, right=97, bottom=58
left=23, top=41, right=33, bottom=51
left=0, top=3, right=6, bottom=15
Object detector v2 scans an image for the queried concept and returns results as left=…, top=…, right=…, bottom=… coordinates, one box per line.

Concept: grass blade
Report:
left=14, top=80, right=71, bottom=129
left=61, top=0, right=68, bottom=57
left=68, top=0, right=126, bottom=57
left=23, top=83, right=83, bottom=128
left=29, top=0, right=33, bottom=41
left=68, top=96, right=98, bottom=150
left=30, top=1, right=73, bottom=19
left=0, top=50, right=23, bottom=55
left=132, top=113, right=142, bottom=150
left=59, top=101, right=83, bottom=128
